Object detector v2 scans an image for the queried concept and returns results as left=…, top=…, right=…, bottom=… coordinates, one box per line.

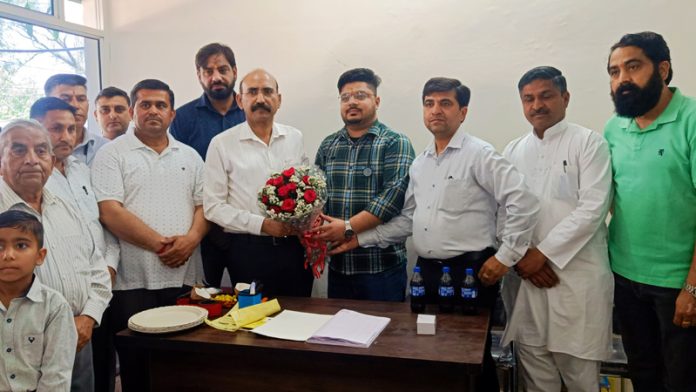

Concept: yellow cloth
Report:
left=205, top=299, right=281, bottom=332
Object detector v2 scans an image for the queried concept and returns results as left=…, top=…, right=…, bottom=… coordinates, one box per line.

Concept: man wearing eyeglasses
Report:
left=312, top=68, right=415, bottom=301
left=203, top=69, right=314, bottom=298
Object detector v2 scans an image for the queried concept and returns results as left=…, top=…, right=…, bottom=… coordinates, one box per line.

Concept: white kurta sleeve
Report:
left=203, top=138, right=265, bottom=235
left=537, top=132, right=613, bottom=269
left=475, top=146, right=539, bottom=267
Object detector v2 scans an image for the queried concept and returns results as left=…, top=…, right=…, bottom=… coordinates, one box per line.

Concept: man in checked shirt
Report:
left=313, top=68, right=415, bottom=301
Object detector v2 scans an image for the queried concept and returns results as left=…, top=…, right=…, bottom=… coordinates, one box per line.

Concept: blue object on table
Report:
left=238, top=289, right=262, bottom=308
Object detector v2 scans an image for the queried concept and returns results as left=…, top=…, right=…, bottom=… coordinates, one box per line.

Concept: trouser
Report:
left=614, top=273, right=696, bottom=392
left=327, top=263, right=407, bottom=301
left=201, top=223, right=235, bottom=287
left=111, top=287, right=188, bottom=392
left=91, top=306, right=115, bottom=392
left=418, top=247, right=500, bottom=392
left=71, top=340, right=94, bottom=392
left=517, top=343, right=600, bottom=392
left=227, top=234, right=313, bottom=298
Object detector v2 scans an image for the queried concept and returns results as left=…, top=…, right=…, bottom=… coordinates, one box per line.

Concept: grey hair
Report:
left=0, top=119, right=54, bottom=157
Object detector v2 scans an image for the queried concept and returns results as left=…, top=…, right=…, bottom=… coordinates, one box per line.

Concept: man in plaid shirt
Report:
left=313, top=68, right=415, bottom=301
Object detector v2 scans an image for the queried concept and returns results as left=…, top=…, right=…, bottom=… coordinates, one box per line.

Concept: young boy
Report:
left=0, top=210, right=77, bottom=392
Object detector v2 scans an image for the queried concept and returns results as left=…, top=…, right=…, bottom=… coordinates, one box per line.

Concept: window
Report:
left=0, top=0, right=102, bottom=127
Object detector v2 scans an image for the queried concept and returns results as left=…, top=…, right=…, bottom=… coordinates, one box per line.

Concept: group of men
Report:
left=0, top=30, right=694, bottom=392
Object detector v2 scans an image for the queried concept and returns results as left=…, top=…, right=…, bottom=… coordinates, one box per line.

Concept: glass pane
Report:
left=0, top=16, right=100, bottom=125
left=64, top=0, right=99, bottom=29
left=0, top=0, right=52, bottom=14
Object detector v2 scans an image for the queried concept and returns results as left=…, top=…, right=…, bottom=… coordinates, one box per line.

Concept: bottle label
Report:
left=461, top=287, right=478, bottom=299
left=439, top=286, right=454, bottom=297
left=411, top=286, right=425, bottom=297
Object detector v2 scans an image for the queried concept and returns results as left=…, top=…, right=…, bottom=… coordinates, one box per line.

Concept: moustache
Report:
left=531, top=108, right=550, bottom=116
left=54, top=142, right=72, bottom=149
left=252, top=103, right=272, bottom=112
left=615, top=82, right=640, bottom=96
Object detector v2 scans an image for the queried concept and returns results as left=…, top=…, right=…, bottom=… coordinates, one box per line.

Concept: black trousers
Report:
left=200, top=223, right=235, bottom=287
left=91, top=305, right=115, bottom=392
left=417, top=248, right=500, bottom=392
left=227, top=234, right=314, bottom=298
left=111, top=286, right=189, bottom=392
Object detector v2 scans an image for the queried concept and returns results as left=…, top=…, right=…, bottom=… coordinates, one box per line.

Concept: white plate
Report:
left=128, top=305, right=208, bottom=334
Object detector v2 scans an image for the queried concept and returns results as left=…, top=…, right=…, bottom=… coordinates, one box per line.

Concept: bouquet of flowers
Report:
left=258, top=166, right=328, bottom=278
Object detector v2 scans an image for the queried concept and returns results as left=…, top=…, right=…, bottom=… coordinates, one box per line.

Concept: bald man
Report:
left=203, top=69, right=314, bottom=297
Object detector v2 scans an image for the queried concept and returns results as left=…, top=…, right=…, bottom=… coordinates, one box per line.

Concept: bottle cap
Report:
left=413, top=266, right=421, bottom=273
left=465, top=268, right=474, bottom=275
left=442, top=266, right=450, bottom=273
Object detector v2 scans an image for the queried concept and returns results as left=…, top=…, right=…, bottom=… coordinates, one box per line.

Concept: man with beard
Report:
left=203, top=69, right=314, bottom=297
left=312, top=68, right=415, bottom=301
left=30, top=97, right=121, bottom=392
left=44, top=74, right=109, bottom=165
left=94, top=86, right=132, bottom=140
left=170, top=43, right=245, bottom=288
left=92, top=79, right=207, bottom=390
left=604, top=31, right=696, bottom=392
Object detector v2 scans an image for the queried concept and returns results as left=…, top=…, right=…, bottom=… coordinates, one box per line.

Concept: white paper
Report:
left=251, top=310, right=333, bottom=341
left=307, top=309, right=391, bottom=348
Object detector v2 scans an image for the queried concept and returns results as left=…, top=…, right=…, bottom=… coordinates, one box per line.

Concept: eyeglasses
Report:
left=339, top=91, right=373, bottom=103
left=243, top=87, right=276, bottom=98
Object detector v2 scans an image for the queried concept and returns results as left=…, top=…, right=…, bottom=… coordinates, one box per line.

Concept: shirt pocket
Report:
left=23, top=332, right=44, bottom=368
left=439, top=178, right=474, bottom=212
left=551, top=165, right=579, bottom=200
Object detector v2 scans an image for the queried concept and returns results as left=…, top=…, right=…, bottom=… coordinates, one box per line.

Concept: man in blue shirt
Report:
left=170, top=43, right=245, bottom=287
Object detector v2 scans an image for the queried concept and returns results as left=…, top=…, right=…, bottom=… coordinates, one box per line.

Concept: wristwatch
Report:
left=684, top=282, right=696, bottom=299
left=344, top=220, right=355, bottom=240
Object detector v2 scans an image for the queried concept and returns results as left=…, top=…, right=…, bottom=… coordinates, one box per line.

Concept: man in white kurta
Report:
left=502, top=67, right=613, bottom=392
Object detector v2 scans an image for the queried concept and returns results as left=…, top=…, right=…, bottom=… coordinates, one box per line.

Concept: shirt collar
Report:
left=75, top=130, right=97, bottom=149
left=338, top=120, right=382, bottom=142
left=239, top=122, right=287, bottom=142
left=533, top=119, right=568, bottom=141
left=425, top=127, right=467, bottom=156
left=196, top=92, right=241, bottom=114
left=126, top=131, right=181, bottom=152
left=24, top=275, right=44, bottom=303
left=0, top=180, right=57, bottom=216
left=617, top=87, right=683, bottom=133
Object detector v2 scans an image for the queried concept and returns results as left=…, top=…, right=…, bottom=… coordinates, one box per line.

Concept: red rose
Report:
left=303, top=189, right=317, bottom=203
left=266, top=179, right=274, bottom=185
left=286, top=183, right=297, bottom=192
left=282, top=167, right=295, bottom=178
left=302, top=175, right=310, bottom=185
left=272, top=176, right=284, bottom=187
left=261, top=195, right=269, bottom=205
left=270, top=205, right=282, bottom=214
left=281, top=198, right=296, bottom=212
left=278, top=185, right=290, bottom=198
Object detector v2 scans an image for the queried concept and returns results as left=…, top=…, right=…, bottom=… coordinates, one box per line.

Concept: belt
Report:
left=229, top=233, right=297, bottom=246
left=418, top=247, right=496, bottom=264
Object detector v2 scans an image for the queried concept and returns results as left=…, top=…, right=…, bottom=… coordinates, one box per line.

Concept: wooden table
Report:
left=116, top=297, right=490, bottom=391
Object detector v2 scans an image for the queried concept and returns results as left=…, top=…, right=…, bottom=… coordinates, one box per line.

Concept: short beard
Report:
left=205, top=84, right=234, bottom=101
left=611, top=68, right=664, bottom=118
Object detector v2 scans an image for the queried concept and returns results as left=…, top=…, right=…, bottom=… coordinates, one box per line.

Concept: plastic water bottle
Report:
left=438, top=266, right=454, bottom=313
left=410, top=266, right=426, bottom=313
left=461, top=268, right=478, bottom=315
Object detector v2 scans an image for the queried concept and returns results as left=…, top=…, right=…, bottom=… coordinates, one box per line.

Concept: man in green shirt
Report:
left=604, top=31, right=696, bottom=392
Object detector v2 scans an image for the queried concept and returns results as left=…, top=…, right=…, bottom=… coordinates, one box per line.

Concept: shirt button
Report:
left=428, top=250, right=432, bottom=254
left=432, top=184, right=435, bottom=188
left=6, top=348, right=10, bottom=353
left=424, top=228, right=428, bottom=231
left=5, top=318, right=10, bottom=323
left=10, top=374, right=15, bottom=379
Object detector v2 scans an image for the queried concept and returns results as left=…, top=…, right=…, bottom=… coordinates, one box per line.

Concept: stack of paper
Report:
left=307, top=309, right=391, bottom=348
left=252, top=308, right=390, bottom=348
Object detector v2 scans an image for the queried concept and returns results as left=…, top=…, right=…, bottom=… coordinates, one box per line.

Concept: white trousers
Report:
left=517, top=343, right=600, bottom=392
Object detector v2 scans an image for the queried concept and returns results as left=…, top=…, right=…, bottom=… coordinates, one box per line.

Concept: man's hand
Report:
left=74, top=315, right=95, bottom=351
left=261, top=219, right=292, bottom=237
left=158, top=234, right=198, bottom=268
left=108, top=267, right=116, bottom=286
left=515, top=248, right=548, bottom=279
left=478, top=256, right=509, bottom=286
left=309, top=214, right=346, bottom=243
left=673, top=289, right=696, bottom=328
left=526, top=263, right=560, bottom=288
left=328, top=236, right=359, bottom=255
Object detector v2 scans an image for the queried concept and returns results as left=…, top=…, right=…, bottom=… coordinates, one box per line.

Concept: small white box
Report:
left=417, top=314, right=436, bottom=335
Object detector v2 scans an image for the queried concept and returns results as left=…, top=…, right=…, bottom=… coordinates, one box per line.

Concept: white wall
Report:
left=102, top=0, right=696, bottom=155
left=102, top=0, right=696, bottom=294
